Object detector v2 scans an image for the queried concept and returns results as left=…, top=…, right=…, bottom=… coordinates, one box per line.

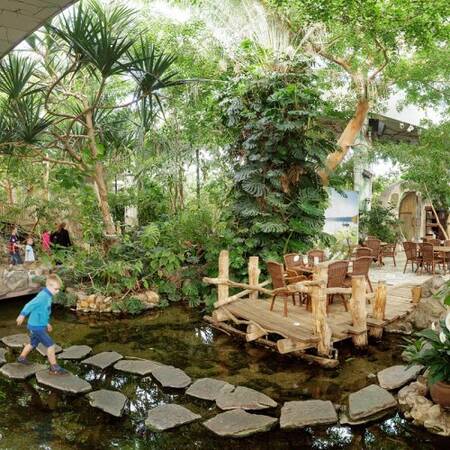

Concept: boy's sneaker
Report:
left=49, top=364, right=68, bottom=376
left=17, top=356, right=32, bottom=365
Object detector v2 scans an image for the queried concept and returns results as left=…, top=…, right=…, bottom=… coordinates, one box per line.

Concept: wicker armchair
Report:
left=307, top=249, right=325, bottom=266
left=354, top=246, right=372, bottom=259
left=419, top=243, right=444, bottom=275
left=327, top=260, right=350, bottom=311
left=380, top=242, right=397, bottom=266
left=403, top=241, right=421, bottom=273
left=344, top=256, right=373, bottom=292
left=267, top=261, right=306, bottom=317
left=430, top=239, right=442, bottom=247
left=284, top=253, right=305, bottom=273
left=365, top=238, right=381, bottom=264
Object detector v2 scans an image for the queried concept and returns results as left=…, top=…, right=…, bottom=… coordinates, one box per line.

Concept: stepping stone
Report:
left=1, top=334, right=29, bottom=349
left=152, top=365, right=191, bottom=389
left=0, top=348, right=8, bottom=364
left=203, top=409, right=277, bottom=437
left=36, top=370, right=92, bottom=394
left=377, top=365, right=424, bottom=390
left=145, top=404, right=201, bottom=431
left=59, top=345, right=92, bottom=360
left=280, top=400, right=338, bottom=429
left=216, top=386, right=277, bottom=411
left=87, top=389, right=127, bottom=417
left=37, top=343, right=63, bottom=356
left=345, top=384, right=397, bottom=423
left=82, top=351, right=123, bottom=369
left=114, top=359, right=162, bottom=376
left=0, top=362, right=46, bottom=380
left=186, top=378, right=235, bottom=401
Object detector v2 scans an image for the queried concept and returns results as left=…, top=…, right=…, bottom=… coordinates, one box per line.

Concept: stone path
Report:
left=114, top=359, right=162, bottom=376
left=152, top=365, right=191, bottom=389
left=216, top=386, right=277, bottom=410
left=0, top=348, right=7, bottom=364
left=37, top=343, right=63, bottom=356
left=58, top=345, right=92, bottom=360
left=87, top=390, right=127, bottom=417
left=145, top=404, right=201, bottom=431
left=280, top=400, right=338, bottom=429
left=377, top=365, right=423, bottom=390
left=0, top=362, right=46, bottom=380
left=82, top=351, right=123, bottom=369
left=186, top=378, right=234, bottom=401
left=36, top=370, right=92, bottom=394
left=1, top=333, right=29, bottom=348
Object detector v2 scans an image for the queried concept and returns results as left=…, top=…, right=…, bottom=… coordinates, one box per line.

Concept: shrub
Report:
left=359, top=200, right=401, bottom=243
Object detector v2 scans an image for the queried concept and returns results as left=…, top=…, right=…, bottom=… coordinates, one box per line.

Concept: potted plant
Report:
left=404, top=312, right=450, bottom=407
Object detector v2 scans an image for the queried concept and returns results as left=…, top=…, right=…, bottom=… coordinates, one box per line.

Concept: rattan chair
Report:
left=403, top=241, right=421, bottom=273
left=267, top=261, right=306, bottom=317
left=354, top=246, right=372, bottom=259
left=307, top=249, right=325, bottom=266
left=284, top=253, right=305, bottom=273
left=419, top=242, right=444, bottom=275
left=365, top=238, right=381, bottom=265
left=344, top=256, right=373, bottom=292
left=429, top=239, right=442, bottom=247
left=327, top=260, right=350, bottom=311
left=380, top=242, right=397, bottom=266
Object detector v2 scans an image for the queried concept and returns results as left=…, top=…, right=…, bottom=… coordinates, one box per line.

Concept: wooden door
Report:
left=399, top=192, right=418, bottom=240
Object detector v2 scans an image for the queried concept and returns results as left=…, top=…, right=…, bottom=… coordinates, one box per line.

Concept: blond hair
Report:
left=46, top=274, right=62, bottom=288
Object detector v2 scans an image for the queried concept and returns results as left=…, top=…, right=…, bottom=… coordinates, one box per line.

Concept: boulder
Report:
left=377, top=365, right=423, bottom=390
left=37, top=343, right=63, bottom=356
left=410, top=297, right=447, bottom=330
left=114, top=359, right=163, bottom=376
left=280, top=400, right=338, bottom=429
left=134, top=290, right=160, bottom=306
left=398, top=380, right=429, bottom=406
left=1, top=334, right=29, bottom=349
left=344, top=384, right=397, bottom=424
left=186, top=378, right=235, bottom=401
left=152, top=365, right=191, bottom=389
left=421, top=276, right=446, bottom=298
left=0, top=362, right=46, bottom=380
left=82, top=351, right=123, bottom=369
left=216, top=386, right=277, bottom=411
left=203, top=409, right=277, bottom=437
left=0, top=348, right=8, bottom=364
left=4, top=270, right=29, bottom=291
left=87, top=389, right=127, bottom=417
left=58, top=345, right=92, bottom=360
left=145, top=404, right=201, bottom=431
left=36, top=370, right=92, bottom=394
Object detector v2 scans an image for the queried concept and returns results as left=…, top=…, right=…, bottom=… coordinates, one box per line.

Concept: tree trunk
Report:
left=92, top=162, right=116, bottom=236
left=319, top=97, right=370, bottom=184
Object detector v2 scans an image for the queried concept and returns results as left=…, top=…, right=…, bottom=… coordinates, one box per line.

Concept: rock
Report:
left=216, top=386, right=277, bottom=411
left=4, top=270, right=29, bottom=291
left=145, top=404, right=201, bottom=431
left=114, top=359, right=163, bottom=376
left=151, top=365, right=191, bottom=389
left=346, top=384, right=397, bottom=423
left=0, top=348, right=7, bottom=364
left=36, top=370, right=92, bottom=394
left=186, top=378, right=235, bottom=401
left=377, top=365, right=423, bottom=390
left=1, top=334, right=29, bottom=349
left=384, top=319, right=413, bottom=335
left=82, top=351, right=123, bottom=369
left=0, top=362, right=46, bottom=380
left=37, top=343, right=63, bottom=356
left=410, top=296, right=447, bottom=330
left=87, top=389, right=127, bottom=417
left=59, top=345, right=92, bottom=360
left=398, top=380, right=429, bottom=406
left=203, top=409, right=277, bottom=437
left=421, top=276, right=445, bottom=297
left=280, top=400, right=338, bottom=429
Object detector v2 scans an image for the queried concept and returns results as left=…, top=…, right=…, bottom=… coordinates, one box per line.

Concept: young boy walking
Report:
left=16, top=274, right=67, bottom=375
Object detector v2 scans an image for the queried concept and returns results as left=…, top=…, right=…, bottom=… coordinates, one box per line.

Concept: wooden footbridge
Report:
left=204, top=251, right=420, bottom=368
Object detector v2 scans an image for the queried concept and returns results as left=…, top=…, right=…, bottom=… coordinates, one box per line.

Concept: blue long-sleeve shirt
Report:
left=20, top=288, right=53, bottom=329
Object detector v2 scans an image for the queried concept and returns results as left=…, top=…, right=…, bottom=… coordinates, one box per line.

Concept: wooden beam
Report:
left=277, top=338, right=311, bottom=354
left=217, top=250, right=229, bottom=305
left=349, top=275, right=368, bottom=348
left=246, top=323, right=267, bottom=341
left=248, top=256, right=260, bottom=301
left=215, top=280, right=271, bottom=308
left=411, top=286, right=422, bottom=304
left=369, top=281, right=387, bottom=339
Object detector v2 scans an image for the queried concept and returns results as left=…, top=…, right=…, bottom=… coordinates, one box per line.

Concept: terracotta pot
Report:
left=430, top=381, right=450, bottom=408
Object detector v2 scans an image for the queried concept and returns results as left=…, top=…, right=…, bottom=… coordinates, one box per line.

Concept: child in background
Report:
left=24, top=237, right=36, bottom=263
left=16, top=274, right=67, bottom=375
left=8, top=226, right=22, bottom=265
left=41, top=229, right=51, bottom=254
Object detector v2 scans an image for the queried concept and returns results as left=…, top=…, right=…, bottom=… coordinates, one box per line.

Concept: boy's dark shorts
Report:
left=29, top=328, right=54, bottom=348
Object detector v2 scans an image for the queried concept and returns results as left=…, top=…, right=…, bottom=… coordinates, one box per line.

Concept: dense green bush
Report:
left=359, top=200, right=402, bottom=243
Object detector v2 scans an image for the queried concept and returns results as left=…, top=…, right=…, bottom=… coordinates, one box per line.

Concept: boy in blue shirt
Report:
left=16, top=274, right=67, bottom=375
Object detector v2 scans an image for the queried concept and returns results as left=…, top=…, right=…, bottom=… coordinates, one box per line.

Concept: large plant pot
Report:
left=430, top=381, right=450, bottom=408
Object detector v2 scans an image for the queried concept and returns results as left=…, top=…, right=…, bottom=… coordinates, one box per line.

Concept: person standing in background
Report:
left=8, top=226, right=22, bottom=265
left=41, top=229, right=51, bottom=254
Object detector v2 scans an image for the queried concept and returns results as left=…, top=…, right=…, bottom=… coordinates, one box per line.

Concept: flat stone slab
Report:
left=216, top=386, right=277, bottom=411
left=186, top=378, right=235, bottom=401
left=377, top=365, right=423, bottom=390
left=37, top=343, right=63, bottom=356
left=87, top=389, right=127, bottom=417
left=114, top=359, right=162, bottom=376
left=203, top=409, right=277, bottom=437
left=82, top=351, right=123, bottom=369
left=59, top=345, right=92, bottom=360
left=152, top=365, right=191, bottom=388
left=347, top=384, right=397, bottom=421
left=1, top=334, right=29, bottom=349
left=145, top=404, right=201, bottom=431
left=0, top=362, right=46, bottom=380
left=280, top=400, right=338, bottom=429
left=36, top=370, right=92, bottom=394
left=0, top=348, right=8, bottom=364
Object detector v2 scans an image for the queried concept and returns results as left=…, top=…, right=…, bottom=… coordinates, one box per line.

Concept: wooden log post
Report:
left=248, top=256, right=260, bottom=301
left=349, top=275, right=368, bottom=348
left=217, top=250, right=229, bottom=306
left=369, top=281, right=387, bottom=339
left=311, top=264, right=332, bottom=357
left=411, top=286, right=422, bottom=304
left=246, top=323, right=267, bottom=341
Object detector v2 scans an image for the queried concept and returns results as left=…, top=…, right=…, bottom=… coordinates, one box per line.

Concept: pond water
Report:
left=0, top=297, right=446, bottom=449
